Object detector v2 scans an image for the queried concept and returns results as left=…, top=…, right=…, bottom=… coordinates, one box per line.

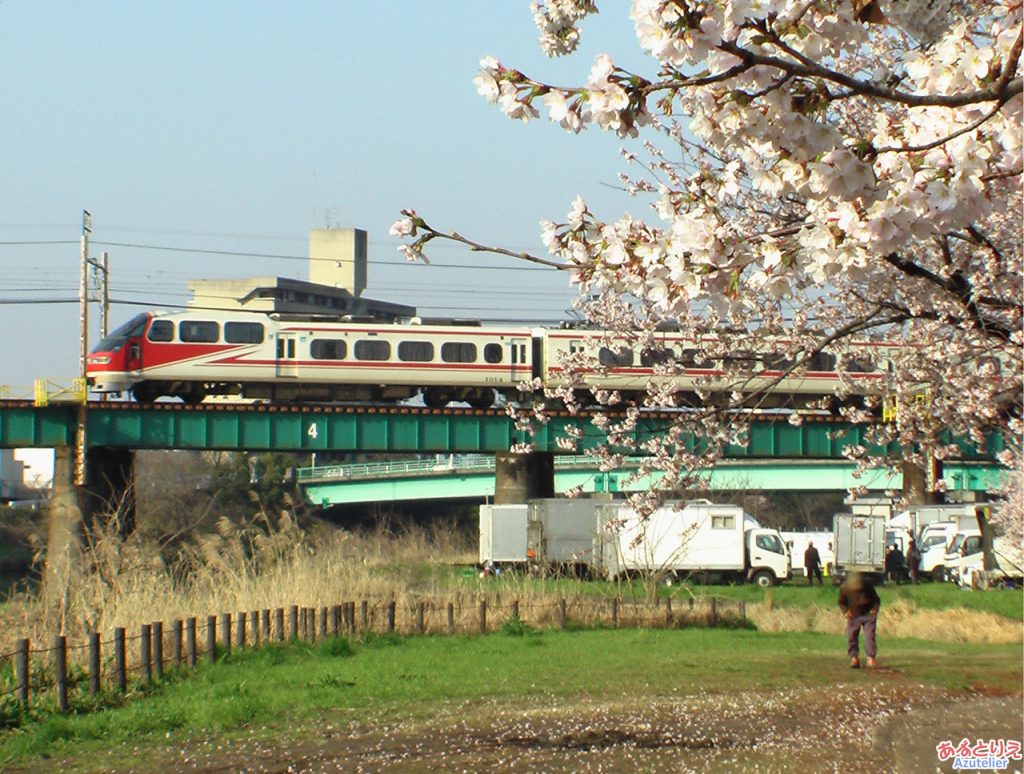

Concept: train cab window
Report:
left=224, top=322, right=264, bottom=344
left=484, top=343, right=503, bottom=364
left=598, top=346, right=634, bottom=368
left=147, top=320, right=174, bottom=342
left=441, top=342, right=477, bottom=363
left=95, top=313, right=150, bottom=351
left=179, top=320, right=219, bottom=343
left=354, top=340, right=391, bottom=361
left=398, top=341, right=434, bottom=362
left=311, top=339, right=347, bottom=360
left=807, top=351, right=837, bottom=371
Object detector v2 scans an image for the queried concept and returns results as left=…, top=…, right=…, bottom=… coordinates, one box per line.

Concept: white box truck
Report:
left=479, top=504, right=529, bottom=565
left=833, top=513, right=886, bottom=580
left=594, top=500, right=791, bottom=587
left=479, top=499, right=603, bottom=570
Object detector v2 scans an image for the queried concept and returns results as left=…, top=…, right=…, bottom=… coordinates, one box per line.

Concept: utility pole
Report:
left=99, top=251, right=110, bottom=340
left=75, top=212, right=92, bottom=486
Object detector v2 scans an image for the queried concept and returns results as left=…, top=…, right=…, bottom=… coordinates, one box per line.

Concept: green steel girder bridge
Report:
left=0, top=400, right=1003, bottom=512
left=0, top=400, right=1004, bottom=457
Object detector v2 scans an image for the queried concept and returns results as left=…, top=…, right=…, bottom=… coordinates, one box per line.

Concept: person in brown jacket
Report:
left=838, top=572, right=881, bottom=668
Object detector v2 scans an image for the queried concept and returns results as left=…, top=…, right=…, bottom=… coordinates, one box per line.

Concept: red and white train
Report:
left=86, top=309, right=898, bottom=408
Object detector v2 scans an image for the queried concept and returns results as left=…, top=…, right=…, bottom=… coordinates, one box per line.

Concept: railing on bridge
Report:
left=297, top=454, right=621, bottom=482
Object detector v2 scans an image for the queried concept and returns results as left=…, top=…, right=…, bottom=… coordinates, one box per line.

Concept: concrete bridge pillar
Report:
left=44, top=447, right=84, bottom=613
left=902, top=458, right=942, bottom=505
left=494, top=452, right=554, bottom=504
left=84, top=447, right=136, bottom=534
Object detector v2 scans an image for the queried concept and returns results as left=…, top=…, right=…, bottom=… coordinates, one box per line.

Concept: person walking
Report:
left=838, top=573, right=881, bottom=668
left=906, top=539, right=921, bottom=585
left=804, top=541, right=823, bottom=586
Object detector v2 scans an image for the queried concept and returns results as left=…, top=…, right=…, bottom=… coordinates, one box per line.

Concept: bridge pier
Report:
left=83, top=447, right=137, bottom=533
left=902, top=458, right=942, bottom=505
left=493, top=452, right=554, bottom=504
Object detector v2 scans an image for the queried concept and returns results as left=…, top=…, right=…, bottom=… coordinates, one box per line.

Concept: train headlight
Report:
left=88, top=356, right=111, bottom=365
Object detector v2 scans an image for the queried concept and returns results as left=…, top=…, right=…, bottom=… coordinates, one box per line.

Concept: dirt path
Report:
left=23, top=678, right=1023, bottom=773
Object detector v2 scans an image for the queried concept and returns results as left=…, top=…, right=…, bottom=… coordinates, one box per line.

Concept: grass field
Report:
left=1, top=626, right=1021, bottom=771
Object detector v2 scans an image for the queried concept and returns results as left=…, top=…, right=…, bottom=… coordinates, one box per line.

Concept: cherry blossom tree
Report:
left=392, top=1, right=1022, bottom=523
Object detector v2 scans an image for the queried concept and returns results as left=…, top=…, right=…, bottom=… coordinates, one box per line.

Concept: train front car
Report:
left=86, top=312, right=153, bottom=397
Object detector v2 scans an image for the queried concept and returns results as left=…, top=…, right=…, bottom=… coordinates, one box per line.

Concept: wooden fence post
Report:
left=478, top=599, right=487, bottom=633
left=360, top=601, right=368, bottom=633
left=417, top=601, right=425, bottom=635
left=236, top=612, right=247, bottom=650
left=308, top=609, right=316, bottom=642
left=262, top=609, right=271, bottom=642
left=171, top=619, right=183, bottom=668
left=347, top=602, right=356, bottom=636
left=289, top=606, right=299, bottom=639
left=206, top=615, right=217, bottom=664
left=251, top=610, right=260, bottom=646
left=276, top=608, right=285, bottom=641
left=559, top=599, right=567, bottom=630
left=220, top=613, right=232, bottom=657
left=88, top=631, right=101, bottom=697
left=114, top=627, right=127, bottom=693
left=709, top=597, right=718, bottom=627
left=153, top=621, right=164, bottom=679
left=140, top=624, right=152, bottom=683
left=15, top=638, right=29, bottom=706
left=186, top=618, right=197, bottom=668
left=53, top=635, right=68, bottom=712
left=447, top=601, right=455, bottom=634
left=611, top=598, right=619, bottom=629
left=386, top=601, right=396, bottom=633
left=332, top=605, right=341, bottom=637
left=320, top=607, right=328, bottom=639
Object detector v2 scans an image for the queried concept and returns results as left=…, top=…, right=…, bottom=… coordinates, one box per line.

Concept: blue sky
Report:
left=0, top=2, right=655, bottom=390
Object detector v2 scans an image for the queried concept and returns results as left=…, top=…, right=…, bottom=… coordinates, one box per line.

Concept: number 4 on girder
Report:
left=307, top=423, right=319, bottom=439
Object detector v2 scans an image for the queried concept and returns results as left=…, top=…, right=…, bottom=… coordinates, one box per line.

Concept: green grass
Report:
left=1, top=627, right=1020, bottom=769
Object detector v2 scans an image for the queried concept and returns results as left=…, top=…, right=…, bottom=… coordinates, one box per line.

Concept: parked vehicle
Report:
left=593, top=500, right=790, bottom=587
left=833, top=513, right=887, bottom=580
left=781, top=531, right=834, bottom=577
left=479, top=499, right=604, bottom=570
left=917, top=521, right=962, bottom=581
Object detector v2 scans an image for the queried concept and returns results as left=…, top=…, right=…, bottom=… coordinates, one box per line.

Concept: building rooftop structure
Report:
left=187, top=227, right=415, bottom=321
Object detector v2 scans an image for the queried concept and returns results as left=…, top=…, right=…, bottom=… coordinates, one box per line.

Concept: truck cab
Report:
left=746, top=529, right=791, bottom=587
left=917, top=521, right=959, bottom=581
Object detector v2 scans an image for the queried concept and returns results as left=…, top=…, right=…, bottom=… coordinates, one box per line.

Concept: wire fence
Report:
left=0, top=592, right=746, bottom=717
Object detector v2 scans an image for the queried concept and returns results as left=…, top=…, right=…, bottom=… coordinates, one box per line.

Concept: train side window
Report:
left=441, top=342, right=477, bottom=363
left=179, top=320, right=219, bottom=343
left=680, top=349, right=713, bottom=369
left=807, top=351, right=837, bottom=371
left=224, top=321, right=264, bottom=344
left=762, top=354, right=795, bottom=371
left=568, top=340, right=586, bottom=355
left=311, top=339, right=347, bottom=360
left=485, top=344, right=505, bottom=364
left=640, top=348, right=672, bottom=367
left=398, top=341, right=435, bottom=362
left=147, top=320, right=174, bottom=342
left=844, top=355, right=875, bottom=373
left=354, top=340, right=391, bottom=361
left=599, top=346, right=634, bottom=368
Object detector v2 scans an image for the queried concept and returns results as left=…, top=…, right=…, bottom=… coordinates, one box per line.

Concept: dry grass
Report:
left=1, top=513, right=1018, bottom=662
left=748, top=597, right=1023, bottom=644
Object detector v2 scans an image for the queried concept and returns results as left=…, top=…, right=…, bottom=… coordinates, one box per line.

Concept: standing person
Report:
left=906, top=539, right=921, bottom=585
left=838, top=573, right=881, bottom=668
left=804, top=541, right=823, bottom=586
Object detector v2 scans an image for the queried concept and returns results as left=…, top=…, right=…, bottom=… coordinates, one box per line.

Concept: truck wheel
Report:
left=932, top=566, right=945, bottom=583
left=752, top=570, right=775, bottom=588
